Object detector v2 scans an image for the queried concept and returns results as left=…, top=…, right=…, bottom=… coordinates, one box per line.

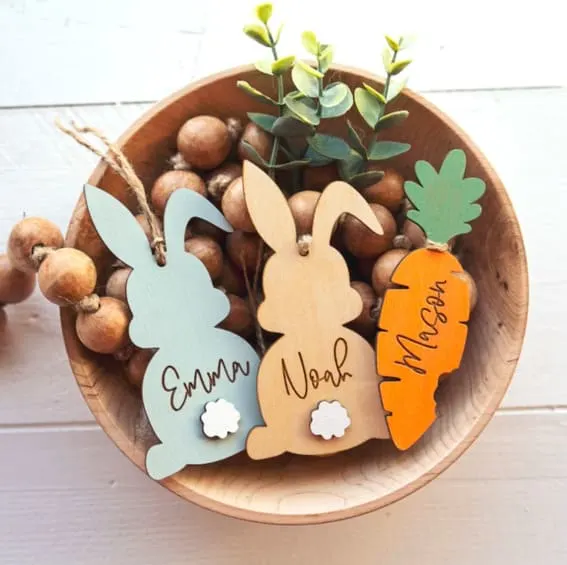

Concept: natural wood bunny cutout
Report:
left=242, top=161, right=389, bottom=460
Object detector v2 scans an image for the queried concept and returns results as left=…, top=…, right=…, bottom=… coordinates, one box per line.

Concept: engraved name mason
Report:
left=394, top=280, right=448, bottom=376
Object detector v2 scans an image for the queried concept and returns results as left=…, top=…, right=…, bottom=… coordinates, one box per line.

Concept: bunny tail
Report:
left=312, top=181, right=384, bottom=246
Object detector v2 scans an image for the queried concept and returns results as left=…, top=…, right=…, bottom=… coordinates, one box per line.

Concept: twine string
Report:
left=54, top=118, right=166, bottom=266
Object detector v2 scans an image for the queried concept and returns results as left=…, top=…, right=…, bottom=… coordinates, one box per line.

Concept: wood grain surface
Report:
left=58, top=64, right=527, bottom=523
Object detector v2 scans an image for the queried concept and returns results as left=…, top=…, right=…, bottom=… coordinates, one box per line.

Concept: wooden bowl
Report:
left=61, top=64, right=528, bottom=525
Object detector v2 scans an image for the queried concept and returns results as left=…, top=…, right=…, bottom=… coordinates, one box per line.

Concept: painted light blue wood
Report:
left=83, top=184, right=262, bottom=480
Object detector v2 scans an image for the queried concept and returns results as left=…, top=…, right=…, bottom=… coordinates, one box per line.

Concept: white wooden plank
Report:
left=195, top=0, right=566, bottom=92
left=0, top=411, right=565, bottom=564
left=1, top=0, right=565, bottom=107
left=0, top=2, right=205, bottom=106
left=0, top=88, right=565, bottom=424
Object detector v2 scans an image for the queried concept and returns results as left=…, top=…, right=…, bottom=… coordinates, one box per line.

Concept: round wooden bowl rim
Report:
left=60, top=63, right=529, bottom=525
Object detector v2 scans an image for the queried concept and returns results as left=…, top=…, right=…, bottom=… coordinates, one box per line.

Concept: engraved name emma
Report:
left=161, top=359, right=251, bottom=411
left=394, top=280, right=448, bottom=376
left=282, top=337, right=352, bottom=399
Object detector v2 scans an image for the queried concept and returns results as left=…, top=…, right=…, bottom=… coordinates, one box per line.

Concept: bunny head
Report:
left=242, top=161, right=384, bottom=334
left=84, top=185, right=233, bottom=348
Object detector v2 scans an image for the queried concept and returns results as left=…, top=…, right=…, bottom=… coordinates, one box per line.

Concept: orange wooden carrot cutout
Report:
left=377, top=149, right=486, bottom=450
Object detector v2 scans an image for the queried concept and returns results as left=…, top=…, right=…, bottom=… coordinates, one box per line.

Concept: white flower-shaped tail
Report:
left=201, top=399, right=241, bottom=439
left=310, top=400, right=351, bottom=440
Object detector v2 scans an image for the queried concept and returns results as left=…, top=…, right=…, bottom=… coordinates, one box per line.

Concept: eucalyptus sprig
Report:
left=237, top=4, right=308, bottom=178
left=339, top=35, right=413, bottom=189
left=283, top=31, right=354, bottom=166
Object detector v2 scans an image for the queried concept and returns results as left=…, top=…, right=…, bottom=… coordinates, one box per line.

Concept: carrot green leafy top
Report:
left=404, top=149, right=486, bottom=245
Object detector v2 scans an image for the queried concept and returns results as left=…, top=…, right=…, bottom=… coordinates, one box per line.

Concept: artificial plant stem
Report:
left=378, top=49, right=399, bottom=122
left=316, top=50, right=324, bottom=117
left=266, top=25, right=283, bottom=180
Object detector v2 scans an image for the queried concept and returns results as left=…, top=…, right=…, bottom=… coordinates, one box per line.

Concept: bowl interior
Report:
left=61, top=64, right=528, bottom=524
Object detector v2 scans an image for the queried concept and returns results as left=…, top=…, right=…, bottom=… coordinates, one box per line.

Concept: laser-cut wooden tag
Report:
left=377, top=149, right=486, bottom=450
left=84, top=184, right=262, bottom=480
left=241, top=161, right=390, bottom=460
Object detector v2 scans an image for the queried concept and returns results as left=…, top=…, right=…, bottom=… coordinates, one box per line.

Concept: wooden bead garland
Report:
left=0, top=254, right=36, bottom=305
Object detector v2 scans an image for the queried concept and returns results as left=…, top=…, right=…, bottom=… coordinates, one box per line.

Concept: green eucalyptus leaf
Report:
left=284, top=92, right=320, bottom=125
left=346, top=120, right=367, bottom=157
left=354, top=87, right=383, bottom=128
left=305, top=145, right=333, bottom=166
left=271, top=158, right=311, bottom=170
left=247, top=112, right=277, bottom=133
left=382, top=46, right=392, bottom=70
left=389, top=59, right=412, bottom=75
left=385, top=35, right=399, bottom=52
left=320, top=82, right=349, bottom=107
left=255, top=3, right=273, bottom=24
left=272, top=55, right=295, bottom=75
left=307, top=133, right=351, bottom=160
left=254, top=59, right=273, bottom=75
left=271, top=115, right=314, bottom=137
left=237, top=80, right=278, bottom=105
left=362, top=82, right=386, bottom=104
left=301, top=31, right=319, bottom=55
left=375, top=110, right=409, bottom=131
left=367, top=140, right=411, bottom=160
left=386, top=76, right=408, bottom=101
left=241, top=140, right=269, bottom=167
left=243, top=23, right=271, bottom=47
left=338, top=148, right=365, bottom=180
left=291, top=63, right=320, bottom=97
left=273, top=23, right=284, bottom=45
left=349, top=170, right=385, bottom=189
left=320, top=88, right=353, bottom=118
left=319, top=45, right=334, bottom=72
left=296, top=59, right=324, bottom=78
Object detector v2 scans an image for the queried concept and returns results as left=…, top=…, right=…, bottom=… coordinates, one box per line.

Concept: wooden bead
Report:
left=341, top=203, right=397, bottom=258
left=106, top=268, right=132, bottom=302
left=226, top=231, right=262, bottom=273
left=348, top=281, right=378, bottom=337
left=403, top=218, right=426, bottom=248
left=0, top=254, right=36, bottom=305
left=219, top=294, right=254, bottom=337
left=7, top=217, right=64, bottom=273
left=38, top=248, right=97, bottom=306
left=177, top=115, right=231, bottom=170
left=221, top=177, right=256, bottom=233
left=126, top=348, right=155, bottom=387
left=217, top=260, right=246, bottom=296
left=151, top=170, right=206, bottom=216
left=237, top=122, right=273, bottom=163
left=184, top=236, right=223, bottom=280
left=455, top=270, right=478, bottom=312
left=187, top=218, right=226, bottom=244
left=206, top=162, right=242, bottom=202
left=362, top=169, right=405, bottom=212
left=76, top=297, right=131, bottom=354
left=288, top=191, right=321, bottom=235
left=371, top=248, right=409, bottom=295
left=302, top=163, right=338, bottom=191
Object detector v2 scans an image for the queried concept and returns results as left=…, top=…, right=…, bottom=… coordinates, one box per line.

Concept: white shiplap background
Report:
left=0, top=1, right=566, bottom=563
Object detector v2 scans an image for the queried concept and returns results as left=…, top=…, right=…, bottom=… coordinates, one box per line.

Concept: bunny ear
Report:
left=84, top=184, right=154, bottom=269
left=242, top=160, right=296, bottom=252
left=312, top=180, right=384, bottom=246
left=164, top=189, right=233, bottom=260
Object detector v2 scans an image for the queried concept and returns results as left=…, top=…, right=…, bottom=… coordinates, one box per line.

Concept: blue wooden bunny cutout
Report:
left=84, top=184, right=262, bottom=480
